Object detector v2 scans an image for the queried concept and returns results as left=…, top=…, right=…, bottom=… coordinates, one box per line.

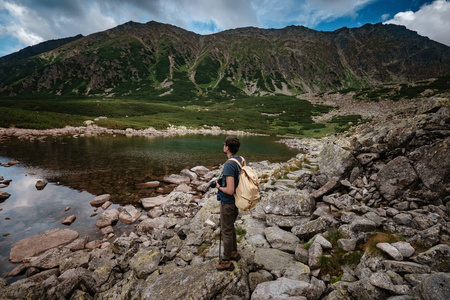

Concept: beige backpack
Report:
left=228, top=157, right=260, bottom=210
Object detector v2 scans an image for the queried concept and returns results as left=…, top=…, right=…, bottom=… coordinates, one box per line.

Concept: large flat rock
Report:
left=10, top=228, right=79, bottom=263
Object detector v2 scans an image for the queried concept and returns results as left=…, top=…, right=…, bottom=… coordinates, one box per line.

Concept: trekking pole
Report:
left=219, top=203, right=222, bottom=264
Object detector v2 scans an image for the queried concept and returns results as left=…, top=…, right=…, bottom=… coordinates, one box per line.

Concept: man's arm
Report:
left=216, top=176, right=235, bottom=195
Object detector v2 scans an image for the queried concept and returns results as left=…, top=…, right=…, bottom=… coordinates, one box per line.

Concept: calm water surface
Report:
left=0, top=134, right=298, bottom=278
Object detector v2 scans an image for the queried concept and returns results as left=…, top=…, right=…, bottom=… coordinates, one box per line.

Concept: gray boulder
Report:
left=349, top=217, right=377, bottom=233
left=292, top=216, right=336, bottom=239
left=262, top=189, right=315, bottom=217
left=319, top=141, right=358, bottom=179
left=412, top=244, right=450, bottom=272
left=347, top=277, right=391, bottom=300
left=24, top=247, right=70, bottom=270
left=141, top=260, right=250, bottom=299
left=54, top=267, right=97, bottom=299
left=59, top=250, right=91, bottom=272
left=130, top=248, right=162, bottom=279
left=251, top=277, right=309, bottom=300
left=413, top=272, right=450, bottom=300
left=254, top=248, right=302, bottom=273
left=376, top=156, right=418, bottom=201
left=308, top=242, right=323, bottom=269
left=414, top=138, right=450, bottom=196
left=391, top=242, right=415, bottom=258
left=376, top=243, right=403, bottom=261
left=383, top=260, right=431, bottom=273
left=265, top=226, right=300, bottom=253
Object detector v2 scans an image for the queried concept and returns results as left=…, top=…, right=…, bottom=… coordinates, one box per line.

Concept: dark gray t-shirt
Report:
left=217, top=156, right=243, bottom=204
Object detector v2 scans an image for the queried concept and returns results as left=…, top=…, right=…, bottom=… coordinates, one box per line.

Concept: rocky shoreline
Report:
left=0, top=124, right=266, bottom=143
left=0, top=95, right=449, bottom=299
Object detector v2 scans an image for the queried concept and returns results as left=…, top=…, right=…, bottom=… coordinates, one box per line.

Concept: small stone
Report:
left=313, top=235, right=332, bottom=249
left=349, top=217, right=377, bottom=232
left=100, top=226, right=114, bottom=235
left=369, top=272, right=395, bottom=292
left=393, top=213, right=412, bottom=226
left=311, top=177, right=340, bottom=200
left=101, top=201, right=112, bottom=210
left=35, top=180, right=47, bottom=190
left=338, top=238, right=357, bottom=252
left=383, top=260, right=431, bottom=273
left=135, top=181, right=160, bottom=189
left=391, top=241, right=415, bottom=258
left=90, top=194, right=111, bottom=207
left=377, top=243, right=403, bottom=260
left=386, top=208, right=399, bottom=217
left=295, top=244, right=309, bottom=264
left=0, top=191, right=11, bottom=200
left=61, top=215, right=76, bottom=225
left=85, top=240, right=102, bottom=249
left=308, top=242, right=323, bottom=269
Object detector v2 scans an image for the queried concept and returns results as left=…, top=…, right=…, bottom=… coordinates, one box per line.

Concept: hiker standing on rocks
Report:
left=215, top=136, right=242, bottom=270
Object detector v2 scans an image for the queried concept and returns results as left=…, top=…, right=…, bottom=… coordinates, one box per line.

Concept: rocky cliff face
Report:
left=0, top=21, right=449, bottom=98
left=1, top=94, right=448, bottom=299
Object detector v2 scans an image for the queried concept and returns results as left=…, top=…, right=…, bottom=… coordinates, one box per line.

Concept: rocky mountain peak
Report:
left=0, top=21, right=449, bottom=98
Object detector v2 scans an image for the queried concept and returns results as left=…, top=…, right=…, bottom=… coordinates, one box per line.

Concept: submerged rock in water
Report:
left=0, top=191, right=11, bottom=201
left=35, top=180, right=47, bottom=190
left=61, top=215, right=77, bottom=225
left=90, top=194, right=111, bottom=207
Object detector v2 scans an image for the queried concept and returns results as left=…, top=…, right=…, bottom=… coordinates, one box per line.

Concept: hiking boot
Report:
left=231, top=251, right=241, bottom=261
left=216, top=259, right=234, bottom=271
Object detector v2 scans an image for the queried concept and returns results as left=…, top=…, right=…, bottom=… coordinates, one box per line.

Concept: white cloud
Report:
left=1, top=1, right=46, bottom=45
left=384, top=0, right=450, bottom=46
left=380, top=13, right=390, bottom=21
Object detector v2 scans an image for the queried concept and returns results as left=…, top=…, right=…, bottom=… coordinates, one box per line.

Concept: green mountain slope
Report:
left=1, top=21, right=449, bottom=99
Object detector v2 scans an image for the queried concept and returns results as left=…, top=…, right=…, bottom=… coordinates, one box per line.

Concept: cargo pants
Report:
left=220, top=202, right=239, bottom=260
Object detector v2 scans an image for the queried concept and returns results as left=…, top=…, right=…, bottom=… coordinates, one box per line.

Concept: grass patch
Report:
left=0, top=94, right=339, bottom=137
left=0, top=106, right=85, bottom=129
left=319, top=229, right=363, bottom=279
left=236, top=227, right=247, bottom=243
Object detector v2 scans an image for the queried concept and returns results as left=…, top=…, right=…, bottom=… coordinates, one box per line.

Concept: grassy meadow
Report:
left=0, top=95, right=371, bottom=137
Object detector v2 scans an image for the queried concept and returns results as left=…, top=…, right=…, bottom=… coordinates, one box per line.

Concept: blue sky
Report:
left=0, top=0, right=449, bottom=57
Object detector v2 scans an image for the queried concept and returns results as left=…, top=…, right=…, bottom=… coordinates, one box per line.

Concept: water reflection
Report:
left=0, top=134, right=298, bottom=203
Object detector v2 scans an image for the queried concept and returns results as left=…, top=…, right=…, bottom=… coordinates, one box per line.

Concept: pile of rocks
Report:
left=0, top=95, right=449, bottom=299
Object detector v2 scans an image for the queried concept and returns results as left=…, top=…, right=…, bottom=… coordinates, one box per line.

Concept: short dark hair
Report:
left=225, top=136, right=240, bottom=154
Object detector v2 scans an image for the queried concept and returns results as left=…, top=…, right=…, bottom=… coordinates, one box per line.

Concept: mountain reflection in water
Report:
left=0, top=134, right=298, bottom=204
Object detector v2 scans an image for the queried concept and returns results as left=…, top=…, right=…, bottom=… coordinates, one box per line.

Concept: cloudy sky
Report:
left=0, top=0, right=449, bottom=57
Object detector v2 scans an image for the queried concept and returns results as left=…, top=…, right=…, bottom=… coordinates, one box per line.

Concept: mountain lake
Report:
left=0, top=133, right=299, bottom=278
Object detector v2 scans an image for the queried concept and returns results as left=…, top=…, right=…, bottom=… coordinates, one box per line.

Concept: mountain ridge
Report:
left=0, top=21, right=449, bottom=99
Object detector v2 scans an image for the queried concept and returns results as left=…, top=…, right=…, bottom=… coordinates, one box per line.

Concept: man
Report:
left=215, top=136, right=242, bottom=271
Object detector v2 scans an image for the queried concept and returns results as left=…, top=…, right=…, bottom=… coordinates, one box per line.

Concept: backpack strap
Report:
left=228, top=156, right=245, bottom=168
